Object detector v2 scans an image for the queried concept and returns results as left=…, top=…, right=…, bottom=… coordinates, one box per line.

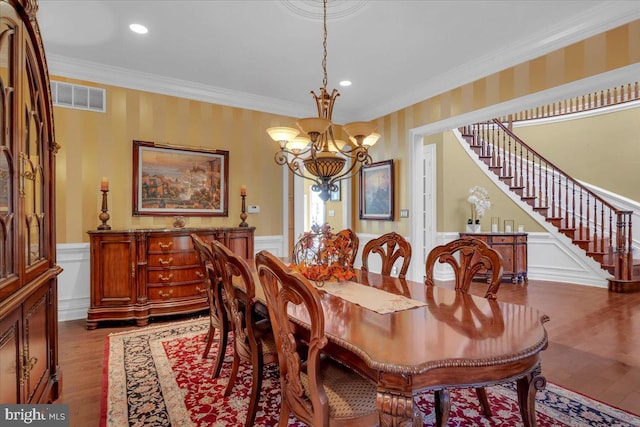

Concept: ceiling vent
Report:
left=51, top=81, right=106, bottom=112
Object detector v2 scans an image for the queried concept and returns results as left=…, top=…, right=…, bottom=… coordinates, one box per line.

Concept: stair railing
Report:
left=461, top=119, right=633, bottom=281
left=497, top=82, right=639, bottom=123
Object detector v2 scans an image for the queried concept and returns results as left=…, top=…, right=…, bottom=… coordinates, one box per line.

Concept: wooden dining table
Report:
left=243, top=260, right=549, bottom=427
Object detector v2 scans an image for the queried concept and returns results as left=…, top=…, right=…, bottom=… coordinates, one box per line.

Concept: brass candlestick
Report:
left=239, top=194, right=248, bottom=227
left=98, top=190, right=111, bottom=230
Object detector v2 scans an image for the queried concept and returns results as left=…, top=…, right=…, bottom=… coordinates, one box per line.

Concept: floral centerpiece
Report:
left=290, top=223, right=356, bottom=284
left=467, top=186, right=491, bottom=225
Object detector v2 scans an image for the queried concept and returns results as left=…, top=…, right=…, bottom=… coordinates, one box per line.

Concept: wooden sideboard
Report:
left=86, top=227, right=254, bottom=329
left=459, top=232, right=528, bottom=283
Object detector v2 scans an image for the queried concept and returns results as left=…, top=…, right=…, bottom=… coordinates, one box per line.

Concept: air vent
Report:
left=51, top=81, right=106, bottom=112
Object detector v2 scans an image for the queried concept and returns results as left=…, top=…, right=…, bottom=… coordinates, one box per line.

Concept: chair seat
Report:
left=301, top=360, right=377, bottom=420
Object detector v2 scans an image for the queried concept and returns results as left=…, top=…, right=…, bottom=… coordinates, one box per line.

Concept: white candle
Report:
left=505, top=225, right=512, bottom=233
left=491, top=224, right=498, bottom=233
left=518, top=225, right=525, bottom=233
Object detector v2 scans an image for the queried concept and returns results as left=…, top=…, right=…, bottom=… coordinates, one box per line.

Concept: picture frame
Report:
left=330, top=181, right=341, bottom=202
left=132, top=140, right=229, bottom=216
left=359, top=159, right=394, bottom=221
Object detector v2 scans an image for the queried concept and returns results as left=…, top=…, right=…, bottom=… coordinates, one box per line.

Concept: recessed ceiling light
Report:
left=339, top=80, right=352, bottom=87
left=129, top=23, right=148, bottom=34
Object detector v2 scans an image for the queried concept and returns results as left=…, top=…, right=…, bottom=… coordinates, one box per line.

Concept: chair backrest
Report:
left=255, top=250, right=330, bottom=426
left=361, top=232, right=412, bottom=279
left=191, top=234, right=227, bottom=324
left=425, top=237, right=503, bottom=299
left=334, top=228, right=359, bottom=265
left=210, top=240, right=261, bottom=358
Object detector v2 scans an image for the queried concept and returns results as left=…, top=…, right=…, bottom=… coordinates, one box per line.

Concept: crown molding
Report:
left=359, top=1, right=640, bottom=121
left=46, top=54, right=315, bottom=119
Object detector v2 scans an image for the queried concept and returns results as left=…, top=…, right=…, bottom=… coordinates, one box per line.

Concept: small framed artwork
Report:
left=132, top=140, right=229, bottom=216
left=359, top=159, right=394, bottom=221
left=330, top=181, right=341, bottom=202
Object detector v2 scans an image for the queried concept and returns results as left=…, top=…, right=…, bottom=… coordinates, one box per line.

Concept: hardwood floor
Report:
left=56, top=279, right=640, bottom=426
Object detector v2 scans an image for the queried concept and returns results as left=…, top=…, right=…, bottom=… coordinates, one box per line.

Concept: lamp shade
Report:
left=267, top=127, right=299, bottom=143
left=328, top=139, right=346, bottom=152
left=297, top=117, right=331, bottom=135
left=362, top=132, right=380, bottom=147
left=286, top=136, right=310, bottom=151
left=343, top=121, right=376, bottom=139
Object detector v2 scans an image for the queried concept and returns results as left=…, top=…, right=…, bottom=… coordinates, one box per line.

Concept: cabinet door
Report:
left=91, top=235, right=136, bottom=307
left=226, top=229, right=254, bottom=259
left=0, top=308, right=22, bottom=403
left=23, top=284, right=51, bottom=402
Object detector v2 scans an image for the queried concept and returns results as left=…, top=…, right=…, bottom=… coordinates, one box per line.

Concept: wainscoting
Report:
left=56, top=231, right=607, bottom=321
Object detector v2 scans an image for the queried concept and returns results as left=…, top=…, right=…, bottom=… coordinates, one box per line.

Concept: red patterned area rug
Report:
left=101, top=318, right=640, bottom=427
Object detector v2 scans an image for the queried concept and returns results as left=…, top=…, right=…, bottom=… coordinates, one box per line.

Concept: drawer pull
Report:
left=158, top=241, right=173, bottom=250
left=159, top=257, right=174, bottom=266
left=196, top=286, right=207, bottom=294
left=158, top=289, right=174, bottom=299
left=195, top=270, right=204, bottom=279
left=159, top=273, right=173, bottom=282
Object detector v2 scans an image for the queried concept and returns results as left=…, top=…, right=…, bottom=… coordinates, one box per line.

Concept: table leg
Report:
left=376, top=390, right=422, bottom=427
left=516, top=365, right=546, bottom=427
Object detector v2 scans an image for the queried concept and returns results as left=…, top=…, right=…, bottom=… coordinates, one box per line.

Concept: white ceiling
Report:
left=37, top=0, right=640, bottom=124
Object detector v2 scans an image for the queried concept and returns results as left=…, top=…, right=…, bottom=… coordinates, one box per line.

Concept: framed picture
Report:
left=359, top=159, right=394, bottom=221
left=132, top=140, right=229, bottom=216
left=330, top=181, right=341, bottom=202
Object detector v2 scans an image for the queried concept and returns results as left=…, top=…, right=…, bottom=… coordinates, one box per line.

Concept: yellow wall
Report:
left=53, top=20, right=640, bottom=243
left=54, top=80, right=296, bottom=243
left=512, top=107, right=640, bottom=201
left=356, top=19, right=640, bottom=236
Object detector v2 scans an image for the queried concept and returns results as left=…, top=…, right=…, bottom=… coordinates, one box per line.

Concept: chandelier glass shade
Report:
left=266, top=0, right=378, bottom=202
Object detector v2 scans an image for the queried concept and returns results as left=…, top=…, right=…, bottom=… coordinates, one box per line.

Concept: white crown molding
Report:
left=46, top=2, right=640, bottom=123
left=46, top=54, right=315, bottom=119
left=359, top=1, right=640, bottom=121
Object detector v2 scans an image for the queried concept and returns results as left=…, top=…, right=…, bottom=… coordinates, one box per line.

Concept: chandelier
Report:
left=266, top=0, right=379, bottom=202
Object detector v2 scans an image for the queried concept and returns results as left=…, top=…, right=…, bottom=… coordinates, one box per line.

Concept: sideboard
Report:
left=459, top=232, right=528, bottom=284
left=86, top=227, right=255, bottom=329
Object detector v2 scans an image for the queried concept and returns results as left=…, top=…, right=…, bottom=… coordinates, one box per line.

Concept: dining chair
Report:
left=191, top=234, right=228, bottom=379
left=255, top=250, right=379, bottom=427
left=334, top=228, right=359, bottom=266
left=210, top=240, right=278, bottom=427
left=424, top=236, right=504, bottom=425
left=361, top=232, right=412, bottom=279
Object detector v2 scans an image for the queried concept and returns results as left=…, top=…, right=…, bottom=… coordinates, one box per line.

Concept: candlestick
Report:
left=239, top=194, right=248, bottom=227
left=101, top=177, right=109, bottom=192
left=240, top=185, right=246, bottom=196
left=98, top=189, right=111, bottom=230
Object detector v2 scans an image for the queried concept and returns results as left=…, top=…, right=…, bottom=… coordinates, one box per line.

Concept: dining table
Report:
left=243, top=260, right=549, bottom=427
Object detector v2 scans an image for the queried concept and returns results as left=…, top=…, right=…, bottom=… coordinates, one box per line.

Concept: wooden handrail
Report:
left=460, top=119, right=634, bottom=282
left=498, top=82, right=639, bottom=123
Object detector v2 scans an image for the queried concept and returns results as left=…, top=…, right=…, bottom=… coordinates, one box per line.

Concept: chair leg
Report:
left=211, top=328, right=228, bottom=379
left=244, top=354, right=264, bottom=427
left=277, top=399, right=290, bottom=427
left=224, top=351, right=241, bottom=397
left=202, top=324, right=214, bottom=358
left=475, top=386, right=493, bottom=417
left=434, top=389, right=451, bottom=427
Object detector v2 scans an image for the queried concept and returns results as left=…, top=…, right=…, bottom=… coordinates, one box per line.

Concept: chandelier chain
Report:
left=322, top=0, right=328, bottom=89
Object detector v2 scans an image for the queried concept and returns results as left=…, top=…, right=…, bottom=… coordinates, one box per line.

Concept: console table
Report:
left=86, top=227, right=254, bottom=329
left=459, top=232, right=528, bottom=283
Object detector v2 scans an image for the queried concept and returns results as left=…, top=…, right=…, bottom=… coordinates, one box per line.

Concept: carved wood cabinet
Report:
left=87, top=227, right=255, bottom=329
left=459, top=232, right=528, bottom=283
left=0, top=0, right=62, bottom=404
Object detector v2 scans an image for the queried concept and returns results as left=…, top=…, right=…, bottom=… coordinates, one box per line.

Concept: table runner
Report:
left=313, top=280, right=426, bottom=314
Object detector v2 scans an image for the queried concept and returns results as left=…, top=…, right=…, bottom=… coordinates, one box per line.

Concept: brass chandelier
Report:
left=266, top=0, right=379, bottom=202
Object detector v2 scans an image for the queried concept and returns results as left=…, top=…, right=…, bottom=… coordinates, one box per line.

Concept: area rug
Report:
left=101, top=317, right=640, bottom=427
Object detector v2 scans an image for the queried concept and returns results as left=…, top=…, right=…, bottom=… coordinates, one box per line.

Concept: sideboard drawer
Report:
left=148, top=283, right=208, bottom=301
left=148, top=252, right=199, bottom=268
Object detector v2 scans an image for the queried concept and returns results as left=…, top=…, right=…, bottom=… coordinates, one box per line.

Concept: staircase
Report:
left=460, top=119, right=640, bottom=292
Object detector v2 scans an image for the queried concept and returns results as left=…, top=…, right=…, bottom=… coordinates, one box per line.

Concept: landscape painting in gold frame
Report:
left=132, top=140, right=229, bottom=216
